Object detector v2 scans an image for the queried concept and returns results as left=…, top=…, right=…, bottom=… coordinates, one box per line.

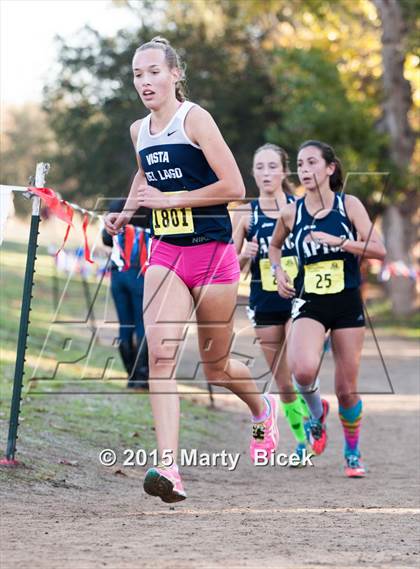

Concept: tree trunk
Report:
left=373, top=0, right=415, bottom=166
left=373, top=0, right=416, bottom=315
left=382, top=205, right=416, bottom=316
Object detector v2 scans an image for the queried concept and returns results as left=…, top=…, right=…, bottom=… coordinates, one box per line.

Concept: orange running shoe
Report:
left=345, top=454, right=366, bottom=478
left=304, top=398, right=329, bottom=455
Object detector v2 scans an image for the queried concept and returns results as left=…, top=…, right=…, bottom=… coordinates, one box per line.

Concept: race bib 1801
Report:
left=152, top=191, right=194, bottom=236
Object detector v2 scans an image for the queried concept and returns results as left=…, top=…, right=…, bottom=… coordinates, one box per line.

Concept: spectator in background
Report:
left=102, top=198, right=150, bottom=390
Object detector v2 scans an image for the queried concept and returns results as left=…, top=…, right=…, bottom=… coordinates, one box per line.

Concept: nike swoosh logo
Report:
left=167, top=130, right=177, bottom=136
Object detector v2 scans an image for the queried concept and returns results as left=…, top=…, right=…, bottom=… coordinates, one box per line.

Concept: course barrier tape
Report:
left=1, top=184, right=417, bottom=279
left=367, top=258, right=418, bottom=282
left=28, top=186, right=97, bottom=263
left=1, top=184, right=101, bottom=263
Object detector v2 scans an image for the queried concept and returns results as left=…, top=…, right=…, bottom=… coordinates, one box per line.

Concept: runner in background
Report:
left=102, top=198, right=149, bottom=391
left=269, top=140, right=386, bottom=477
left=233, top=143, right=311, bottom=465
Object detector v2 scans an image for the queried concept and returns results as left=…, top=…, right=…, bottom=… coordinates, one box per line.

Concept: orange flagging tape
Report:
left=27, top=186, right=94, bottom=263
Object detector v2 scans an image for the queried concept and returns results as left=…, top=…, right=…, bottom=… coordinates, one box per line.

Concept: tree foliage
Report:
left=0, top=104, right=56, bottom=185
left=38, top=0, right=417, bottom=211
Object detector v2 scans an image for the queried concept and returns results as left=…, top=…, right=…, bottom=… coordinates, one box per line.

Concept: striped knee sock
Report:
left=281, top=397, right=306, bottom=444
left=339, top=399, right=362, bottom=457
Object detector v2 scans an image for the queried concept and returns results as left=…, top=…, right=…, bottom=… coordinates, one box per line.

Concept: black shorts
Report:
left=291, top=288, right=365, bottom=331
left=247, top=307, right=291, bottom=327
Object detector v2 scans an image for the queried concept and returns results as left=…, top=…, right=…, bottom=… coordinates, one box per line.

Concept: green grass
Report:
left=365, top=297, right=420, bottom=339
left=1, top=239, right=417, bottom=486
left=0, top=240, right=221, bottom=486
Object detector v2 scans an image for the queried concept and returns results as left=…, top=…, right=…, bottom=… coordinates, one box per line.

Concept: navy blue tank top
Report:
left=293, top=193, right=361, bottom=295
left=247, top=195, right=297, bottom=312
left=137, top=101, right=232, bottom=245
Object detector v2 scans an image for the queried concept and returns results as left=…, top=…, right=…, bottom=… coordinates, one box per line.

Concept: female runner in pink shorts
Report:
left=104, top=37, right=279, bottom=503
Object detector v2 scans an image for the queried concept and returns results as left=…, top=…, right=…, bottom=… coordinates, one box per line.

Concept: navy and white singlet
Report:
left=137, top=101, right=232, bottom=245
left=293, top=193, right=361, bottom=296
left=247, top=195, right=297, bottom=313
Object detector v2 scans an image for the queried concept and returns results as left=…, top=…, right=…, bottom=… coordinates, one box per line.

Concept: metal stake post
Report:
left=1, top=163, right=49, bottom=465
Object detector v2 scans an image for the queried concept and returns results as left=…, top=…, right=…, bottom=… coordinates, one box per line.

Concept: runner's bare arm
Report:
left=166, top=107, right=245, bottom=208
left=269, top=204, right=296, bottom=298
left=269, top=204, right=294, bottom=266
left=231, top=204, right=249, bottom=254
left=231, top=203, right=258, bottom=271
left=103, top=120, right=148, bottom=235
left=122, top=120, right=147, bottom=218
left=341, top=196, right=386, bottom=260
left=311, top=196, right=386, bottom=260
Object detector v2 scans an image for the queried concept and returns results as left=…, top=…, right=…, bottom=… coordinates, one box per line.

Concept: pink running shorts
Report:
left=148, top=239, right=240, bottom=289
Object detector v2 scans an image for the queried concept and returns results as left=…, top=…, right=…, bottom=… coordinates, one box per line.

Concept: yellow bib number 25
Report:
left=304, top=260, right=344, bottom=294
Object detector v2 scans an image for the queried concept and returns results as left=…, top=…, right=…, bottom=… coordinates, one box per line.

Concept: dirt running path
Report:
left=1, top=307, right=419, bottom=568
